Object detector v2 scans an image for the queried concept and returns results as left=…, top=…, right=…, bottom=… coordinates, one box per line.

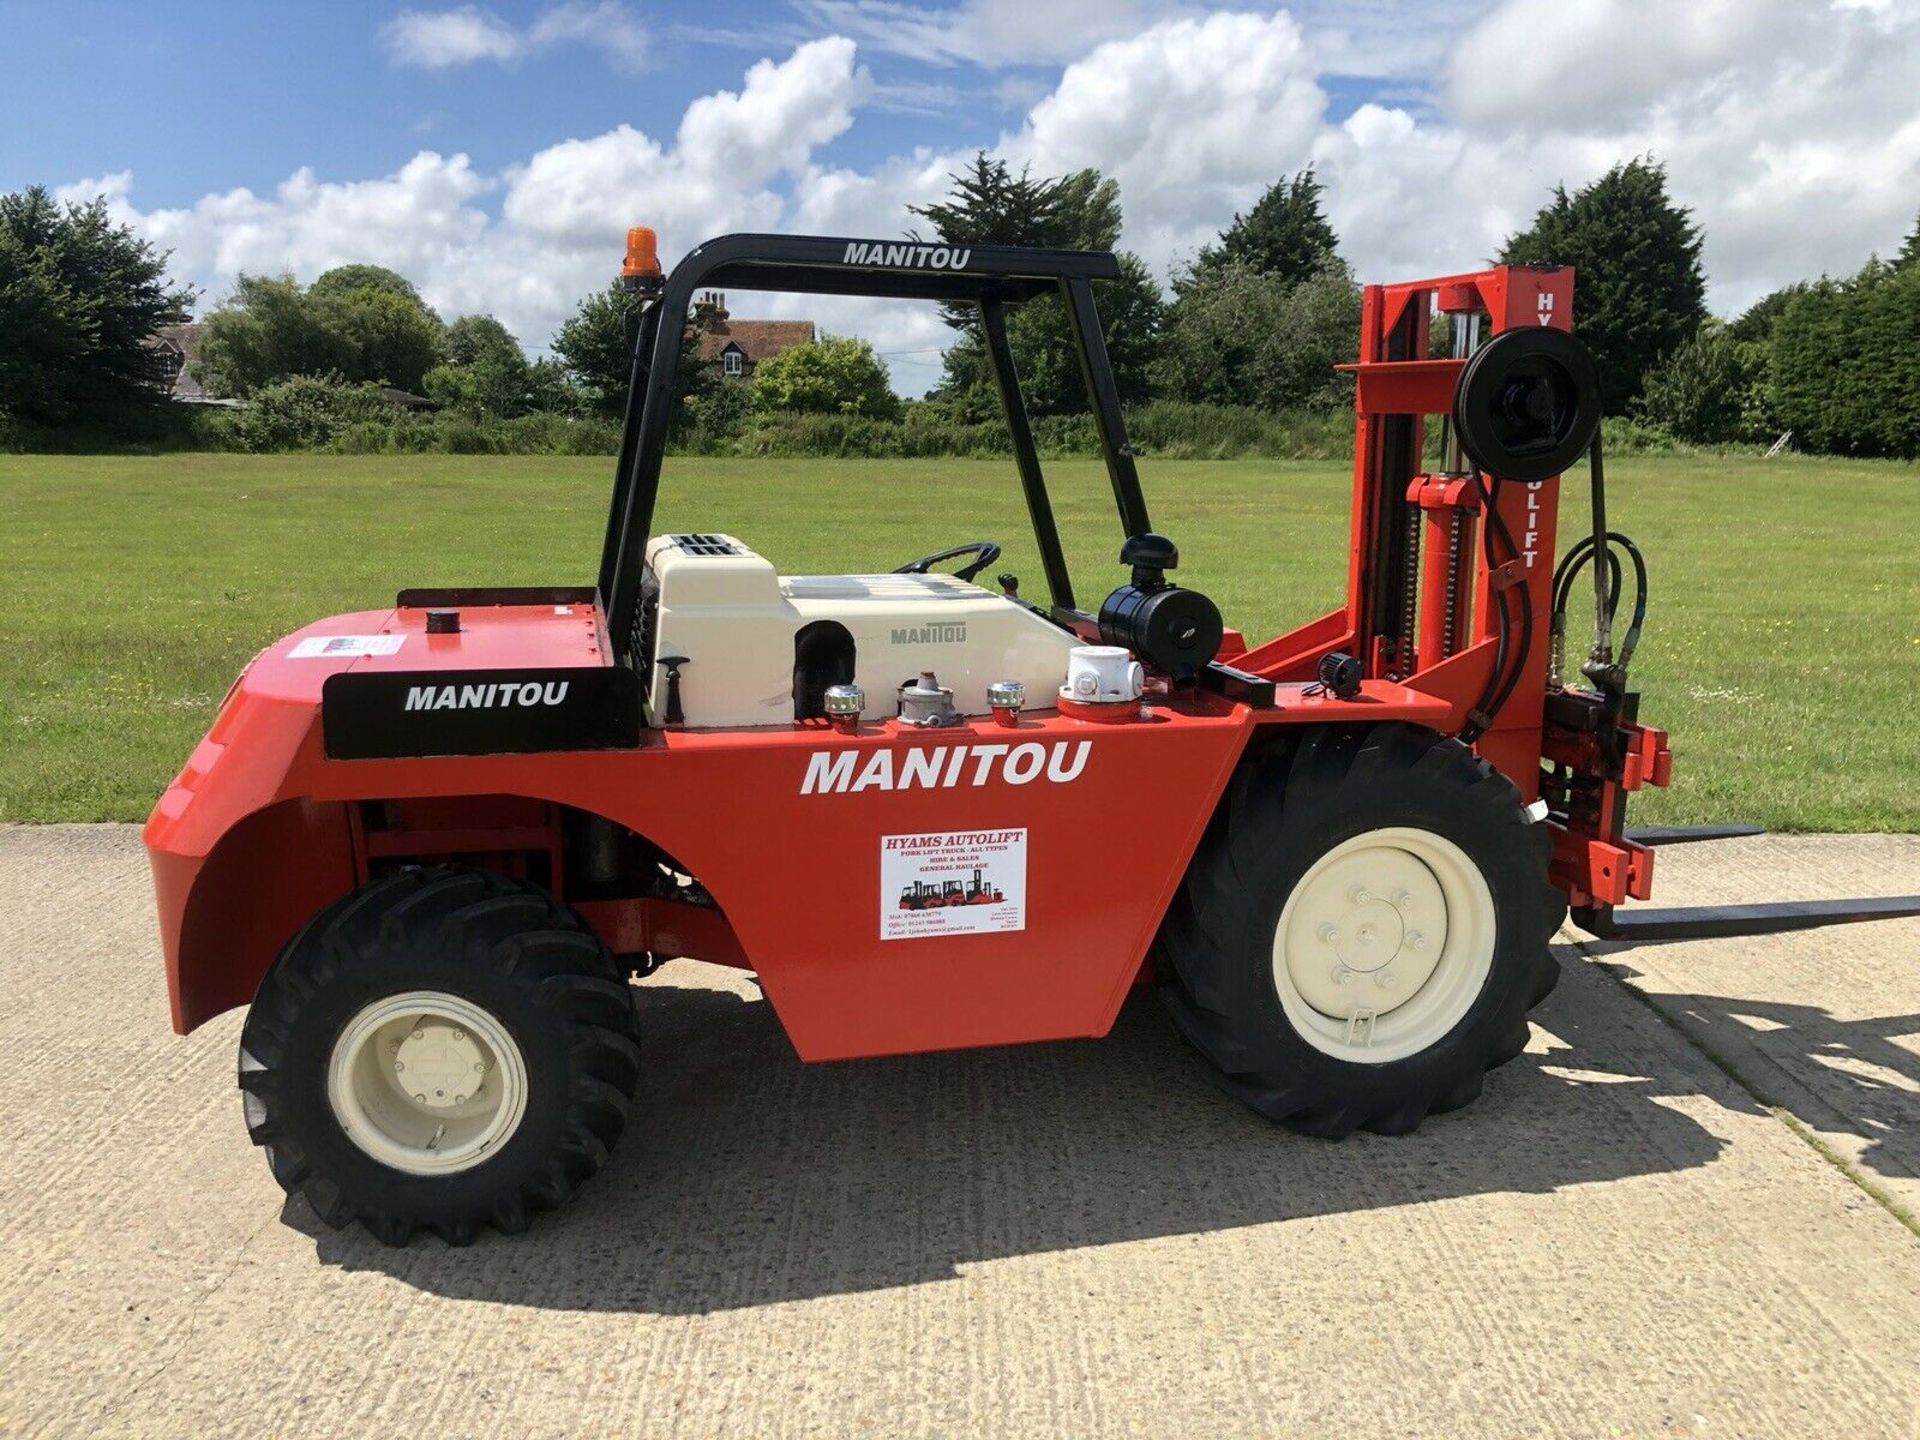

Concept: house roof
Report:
left=148, top=322, right=216, bottom=402
left=695, top=320, right=816, bottom=366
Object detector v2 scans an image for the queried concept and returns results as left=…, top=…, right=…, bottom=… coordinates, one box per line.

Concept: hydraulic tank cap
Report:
left=987, top=679, right=1025, bottom=728
left=823, top=683, right=865, bottom=736
left=1060, top=645, right=1145, bottom=723
left=897, top=671, right=960, bottom=728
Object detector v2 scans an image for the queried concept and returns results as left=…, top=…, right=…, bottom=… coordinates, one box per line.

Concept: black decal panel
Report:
left=322, top=666, right=642, bottom=759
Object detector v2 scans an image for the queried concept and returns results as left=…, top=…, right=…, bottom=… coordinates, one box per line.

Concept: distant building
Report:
left=147, top=323, right=243, bottom=408
left=692, top=293, right=815, bottom=379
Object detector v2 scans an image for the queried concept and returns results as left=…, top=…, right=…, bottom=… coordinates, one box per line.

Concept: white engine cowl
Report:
left=642, top=533, right=1080, bottom=728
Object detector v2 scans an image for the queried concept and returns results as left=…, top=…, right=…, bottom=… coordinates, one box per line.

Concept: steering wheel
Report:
left=893, top=540, right=1002, bottom=584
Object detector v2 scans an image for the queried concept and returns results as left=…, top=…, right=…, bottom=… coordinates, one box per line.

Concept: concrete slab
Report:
left=3, top=824, right=1919, bottom=1439
left=1574, top=831, right=1920, bottom=1218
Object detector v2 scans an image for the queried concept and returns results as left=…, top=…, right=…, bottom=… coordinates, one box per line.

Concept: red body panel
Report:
left=143, top=596, right=1457, bottom=1053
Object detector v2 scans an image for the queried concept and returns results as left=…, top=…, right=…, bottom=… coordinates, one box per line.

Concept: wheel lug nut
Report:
left=394, top=1060, right=405, bottom=1072
left=451, top=1029, right=465, bottom=1042
left=454, top=1094, right=466, bottom=1105
left=1407, top=931, right=1427, bottom=950
left=1350, top=886, right=1371, bottom=905
left=1376, top=970, right=1398, bottom=989
left=1391, top=889, right=1411, bottom=908
left=410, top=1029, right=424, bottom=1041
left=1319, top=923, right=1339, bottom=943
left=1334, top=965, right=1354, bottom=985
left=473, top=1061, right=486, bottom=1073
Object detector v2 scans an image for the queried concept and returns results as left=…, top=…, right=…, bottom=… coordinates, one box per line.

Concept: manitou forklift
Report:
left=146, top=228, right=1920, bottom=1246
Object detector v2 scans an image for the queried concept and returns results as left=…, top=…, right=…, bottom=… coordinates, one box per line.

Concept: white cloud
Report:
left=1010, top=11, right=1328, bottom=268
left=67, top=5, right=1920, bottom=397
left=383, top=2, right=648, bottom=72
left=790, top=0, right=1176, bottom=67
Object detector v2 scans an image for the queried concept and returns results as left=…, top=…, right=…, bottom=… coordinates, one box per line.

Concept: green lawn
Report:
left=2, top=451, right=1916, bottom=830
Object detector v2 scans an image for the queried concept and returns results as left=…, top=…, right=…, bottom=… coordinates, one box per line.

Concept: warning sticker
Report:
left=881, top=828, right=1027, bottom=940
left=288, top=634, right=406, bottom=660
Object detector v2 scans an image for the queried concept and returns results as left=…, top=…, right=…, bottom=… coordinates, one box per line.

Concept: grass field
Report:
left=2, top=451, right=1916, bottom=830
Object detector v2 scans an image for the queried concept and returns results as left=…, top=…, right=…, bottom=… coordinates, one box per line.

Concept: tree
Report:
left=752, top=337, right=902, bottom=420
left=196, top=270, right=445, bottom=396
left=0, top=185, right=192, bottom=425
left=1897, top=210, right=1920, bottom=271
left=1768, top=260, right=1920, bottom=457
left=445, top=314, right=522, bottom=368
left=196, top=275, right=353, bottom=396
left=1727, top=284, right=1804, bottom=343
left=910, top=153, right=1163, bottom=416
left=1632, top=322, right=1760, bottom=443
left=329, top=285, right=444, bottom=392
left=423, top=314, right=567, bottom=418
left=0, top=227, right=89, bottom=423
left=552, top=282, right=645, bottom=415
left=1188, top=169, right=1339, bottom=290
left=1499, top=157, right=1707, bottom=414
left=1153, top=260, right=1360, bottom=411
left=309, top=264, right=428, bottom=308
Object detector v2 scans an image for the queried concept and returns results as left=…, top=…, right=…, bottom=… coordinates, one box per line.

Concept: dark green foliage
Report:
left=1154, top=261, right=1359, bottom=411
left=910, top=153, right=1164, bottom=416
left=1187, top=169, right=1339, bottom=290
left=751, top=337, right=901, bottom=420
left=1632, top=323, right=1763, bottom=444
left=0, top=185, right=193, bottom=425
left=1500, top=158, right=1707, bottom=414
left=332, top=286, right=445, bottom=393
left=196, top=271, right=446, bottom=396
left=550, top=282, right=642, bottom=414
left=424, top=315, right=576, bottom=419
left=1897, top=211, right=1920, bottom=271
left=1769, top=260, right=1920, bottom=457
left=1727, top=284, right=1804, bottom=343
left=308, top=265, right=428, bottom=307
left=231, top=374, right=396, bottom=452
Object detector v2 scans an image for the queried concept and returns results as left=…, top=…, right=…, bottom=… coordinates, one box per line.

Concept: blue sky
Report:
left=8, top=1, right=1917, bottom=392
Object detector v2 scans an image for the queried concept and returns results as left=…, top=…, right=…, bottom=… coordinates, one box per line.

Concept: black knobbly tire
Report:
left=237, top=866, right=640, bottom=1246
left=1158, top=723, right=1561, bottom=1137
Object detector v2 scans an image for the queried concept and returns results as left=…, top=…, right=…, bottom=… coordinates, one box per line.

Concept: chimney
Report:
left=694, top=291, right=730, bottom=333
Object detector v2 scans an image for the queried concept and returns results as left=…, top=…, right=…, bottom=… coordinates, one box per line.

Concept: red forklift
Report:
left=146, top=228, right=1920, bottom=1246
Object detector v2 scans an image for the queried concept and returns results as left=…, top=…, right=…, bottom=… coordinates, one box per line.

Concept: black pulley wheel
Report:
left=1453, top=327, right=1601, bottom=483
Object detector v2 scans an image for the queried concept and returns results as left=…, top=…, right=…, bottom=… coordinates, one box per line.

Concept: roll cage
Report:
left=597, top=232, right=1153, bottom=663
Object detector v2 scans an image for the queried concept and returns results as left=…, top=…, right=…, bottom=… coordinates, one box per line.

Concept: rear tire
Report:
left=237, top=866, right=641, bottom=1245
left=1158, top=723, right=1561, bottom=1137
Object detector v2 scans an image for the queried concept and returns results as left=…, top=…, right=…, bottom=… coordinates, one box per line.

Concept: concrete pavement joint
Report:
left=1571, top=933, right=1920, bottom=1243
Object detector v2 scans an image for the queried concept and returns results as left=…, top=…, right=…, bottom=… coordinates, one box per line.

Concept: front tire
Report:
left=1159, top=723, right=1562, bottom=1137
left=238, top=866, right=641, bottom=1245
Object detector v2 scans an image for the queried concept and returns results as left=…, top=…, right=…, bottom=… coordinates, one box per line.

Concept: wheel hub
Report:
left=327, top=990, right=528, bottom=1176
left=1287, top=846, right=1450, bottom=1020
left=393, top=1021, right=487, bottom=1109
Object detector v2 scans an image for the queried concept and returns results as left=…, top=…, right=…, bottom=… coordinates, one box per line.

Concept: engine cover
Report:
left=642, top=534, right=1078, bottom=728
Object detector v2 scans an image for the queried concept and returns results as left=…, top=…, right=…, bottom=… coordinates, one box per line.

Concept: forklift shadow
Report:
left=295, top=946, right=1736, bottom=1312
left=1586, top=954, right=1920, bottom=1189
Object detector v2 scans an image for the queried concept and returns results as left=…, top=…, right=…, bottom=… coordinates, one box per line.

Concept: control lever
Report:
left=656, top=655, right=689, bottom=725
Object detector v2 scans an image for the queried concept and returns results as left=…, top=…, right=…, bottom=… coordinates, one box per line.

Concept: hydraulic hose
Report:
left=1459, top=468, right=1532, bottom=744
left=1552, top=530, right=1648, bottom=685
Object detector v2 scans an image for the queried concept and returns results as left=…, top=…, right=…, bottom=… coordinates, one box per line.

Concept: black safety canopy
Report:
left=598, top=232, right=1154, bottom=662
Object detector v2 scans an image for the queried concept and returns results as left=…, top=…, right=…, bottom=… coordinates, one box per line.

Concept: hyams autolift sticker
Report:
left=881, top=829, right=1027, bottom=940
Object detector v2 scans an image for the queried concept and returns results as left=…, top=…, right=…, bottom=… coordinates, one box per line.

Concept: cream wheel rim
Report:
left=326, top=990, right=528, bottom=1176
left=1272, top=827, right=1496, bottom=1064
